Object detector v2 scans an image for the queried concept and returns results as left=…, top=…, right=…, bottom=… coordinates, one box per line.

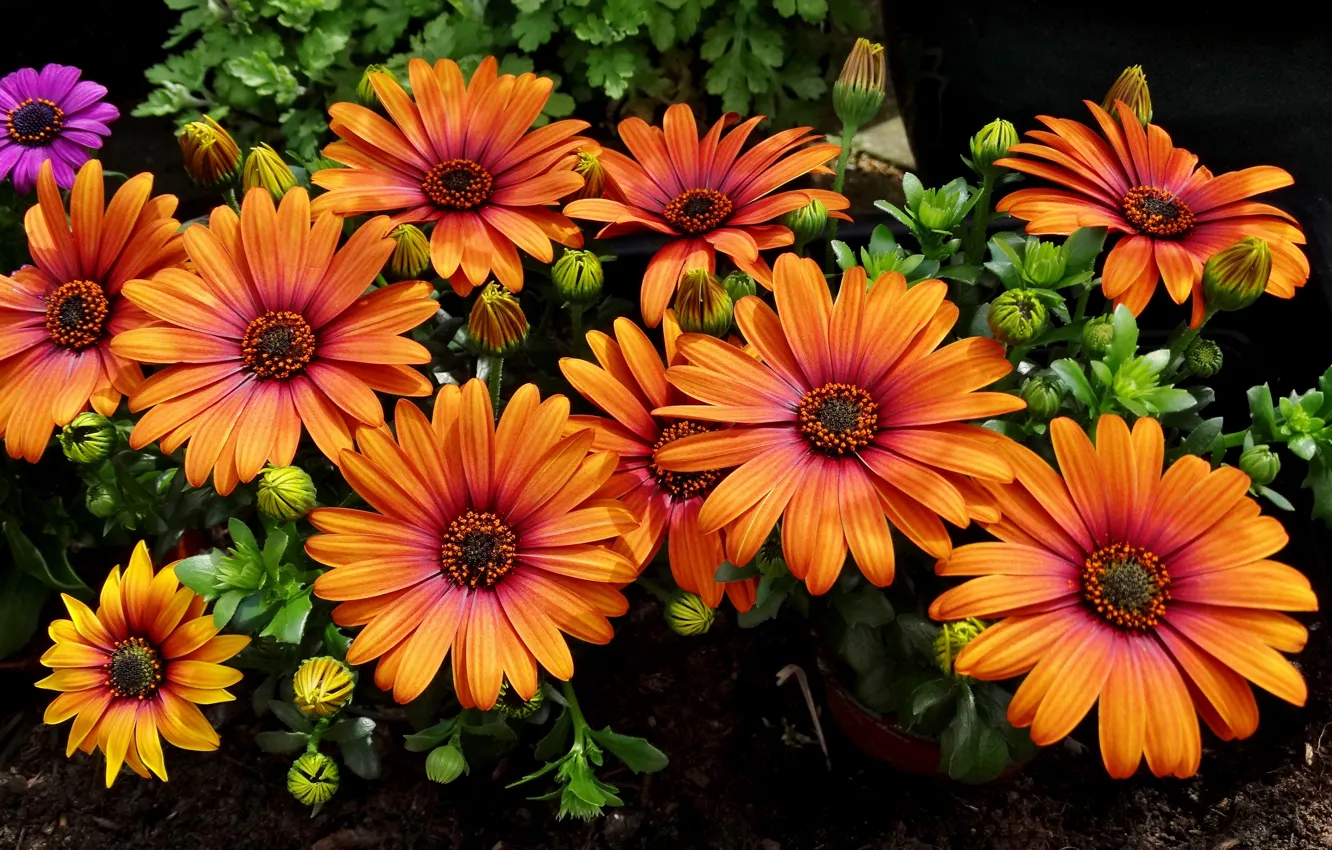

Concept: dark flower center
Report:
left=1082, top=542, right=1170, bottom=630
left=45, top=280, right=109, bottom=350
left=1122, top=186, right=1194, bottom=238
left=106, top=637, right=163, bottom=700
left=797, top=383, right=879, bottom=455
left=7, top=98, right=65, bottom=146
left=422, top=159, right=493, bottom=210
left=650, top=420, right=723, bottom=500
left=242, top=311, right=316, bottom=380
left=663, top=189, right=733, bottom=234
left=441, top=510, right=518, bottom=588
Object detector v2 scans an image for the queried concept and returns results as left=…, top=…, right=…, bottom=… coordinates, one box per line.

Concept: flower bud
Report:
left=288, top=751, right=339, bottom=806
left=1185, top=337, right=1223, bottom=378
left=1111, top=355, right=1162, bottom=400
left=834, top=38, right=887, bottom=128
left=426, top=744, right=468, bottom=784
left=387, top=224, right=430, bottom=280
left=469, top=283, right=528, bottom=357
left=242, top=143, right=298, bottom=202
left=1020, top=376, right=1064, bottom=421
left=665, top=591, right=714, bottom=636
left=780, top=198, right=829, bottom=249
left=85, top=484, right=117, bottom=518
left=1021, top=241, right=1067, bottom=287
left=1102, top=65, right=1152, bottom=127
left=552, top=249, right=604, bottom=306
left=674, top=268, right=733, bottom=337
left=1202, top=237, right=1271, bottom=312
left=916, top=185, right=970, bottom=232
left=257, top=465, right=317, bottom=522
left=59, top=412, right=116, bottom=464
left=969, top=118, right=1018, bottom=174
left=178, top=115, right=241, bottom=188
left=215, top=549, right=266, bottom=592
left=566, top=144, right=607, bottom=203
left=1082, top=315, right=1114, bottom=357
left=721, top=270, right=756, bottom=303
left=293, top=656, right=355, bottom=718
left=1239, top=444, right=1281, bottom=487
left=497, top=681, right=544, bottom=720
left=988, top=290, right=1049, bottom=344
left=934, top=618, right=986, bottom=676
left=357, top=64, right=396, bottom=108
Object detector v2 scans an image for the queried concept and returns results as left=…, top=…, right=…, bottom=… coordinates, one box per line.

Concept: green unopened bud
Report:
left=59, top=412, right=116, bottom=463
left=496, top=681, right=545, bottom=719
left=1022, top=241, right=1067, bottom=287
left=85, top=484, right=117, bottom=518
left=934, top=618, right=986, bottom=676
left=257, top=466, right=317, bottom=522
left=469, top=283, right=528, bottom=357
left=552, top=249, right=604, bottom=306
left=215, top=548, right=265, bottom=592
left=833, top=38, right=886, bottom=128
left=674, top=269, right=733, bottom=337
left=178, top=115, right=241, bottom=187
left=1202, top=237, right=1271, bottom=312
left=559, top=785, right=603, bottom=820
left=1082, top=315, right=1114, bottom=357
left=242, top=143, right=298, bottom=202
left=425, top=744, right=468, bottom=784
left=288, top=751, right=339, bottom=806
left=1020, top=376, right=1064, bottom=421
left=988, top=290, right=1049, bottom=344
left=780, top=199, right=829, bottom=249
left=969, top=118, right=1018, bottom=174
left=1239, top=444, right=1281, bottom=487
left=916, top=185, right=970, bottom=232
left=1185, top=338, right=1223, bottom=378
left=722, top=270, right=756, bottom=303
left=293, top=656, right=355, bottom=718
left=665, top=591, right=714, bottom=636
left=1102, top=65, right=1152, bottom=127
left=357, top=64, right=396, bottom=107
left=387, top=224, right=430, bottom=280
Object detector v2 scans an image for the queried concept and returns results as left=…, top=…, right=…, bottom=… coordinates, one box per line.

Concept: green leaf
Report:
left=736, top=587, right=786, bottom=628
left=512, top=10, right=559, bottom=51
left=255, top=731, right=308, bottom=754
left=260, top=593, right=313, bottom=644
left=1106, top=304, right=1138, bottom=371
left=939, top=685, right=979, bottom=779
left=339, top=733, right=382, bottom=780
left=713, top=561, right=759, bottom=582
left=1248, top=384, right=1277, bottom=441
left=831, top=240, right=857, bottom=271
left=795, top=0, right=829, bottom=21
left=296, top=28, right=350, bottom=77
left=261, top=528, right=288, bottom=573
left=228, top=517, right=258, bottom=553
left=1178, top=417, right=1224, bottom=458
left=269, top=699, right=314, bottom=733
left=1140, top=387, right=1198, bottom=415
left=832, top=587, right=894, bottom=627
left=323, top=622, right=350, bottom=660
left=908, top=679, right=956, bottom=724
left=1063, top=227, right=1107, bottom=270
left=1289, top=434, right=1318, bottom=461
left=587, top=727, right=669, bottom=773
left=840, top=623, right=882, bottom=674
left=534, top=708, right=573, bottom=761
left=212, top=588, right=246, bottom=629
left=3, top=521, right=87, bottom=592
left=0, top=568, right=46, bottom=659
left=1305, top=455, right=1332, bottom=526
left=404, top=718, right=457, bottom=752
left=584, top=46, right=637, bottom=99
left=325, top=716, right=375, bottom=743
left=1257, top=485, right=1295, bottom=512
left=174, top=552, right=220, bottom=597
left=1051, top=359, right=1097, bottom=409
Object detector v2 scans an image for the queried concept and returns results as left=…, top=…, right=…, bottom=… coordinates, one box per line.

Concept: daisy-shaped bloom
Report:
left=37, top=541, right=250, bottom=787
left=111, top=187, right=437, bottom=495
left=564, top=104, right=850, bottom=327
left=653, top=253, right=1024, bottom=594
left=560, top=312, right=757, bottom=611
left=995, top=99, right=1308, bottom=325
left=0, top=159, right=183, bottom=462
left=307, top=380, right=638, bottom=707
left=931, top=415, right=1318, bottom=779
left=1, top=64, right=118, bottom=192
left=311, top=57, right=588, bottom=297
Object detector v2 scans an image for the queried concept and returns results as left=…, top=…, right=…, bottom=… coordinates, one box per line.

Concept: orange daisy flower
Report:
left=560, top=311, right=757, bottom=611
left=307, top=379, right=638, bottom=707
left=652, top=253, right=1024, bottom=594
left=37, top=541, right=250, bottom=786
left=564, top=104, right=850, bottom=327
left=111, top=187, right=437, bottom=495
left=930, top=415, right=1317, bottom=779
left=0, top=159, right=184, bottom=461
left=995, top=99, right=1308, bottom=325
left=311, top=57, right=589, bottom=297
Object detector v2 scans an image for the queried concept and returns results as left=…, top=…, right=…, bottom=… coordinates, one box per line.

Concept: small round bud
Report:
left=1082, top=315, right=1115, bottom=357
left=242, top=143, right=298, bottom=202
left=469, top=283, right=528, bottom=357
left=178, top=115, right=241, bottom=187
left=1202, top=237, right=1271, bottom=312
left=934, top=618, right=986, bottom=676
left=1185, top=337, right=1223, bottom=378
left=988, top=290, right=1049, bottom=344
left=1021, top=240, right=1067, bottom=287
left=674, top=269, right=733, bottom=337
left=288, top=751, right=339, bottom=806
left=780, top=199, right=829, bottom=249
left=357, top=64, right=397, bottom=108
left=1020, top=376, right=1064, bottom=421
left=1239, top=444, right=1281, bottom=487
left=552, top=249, right=604, bottom=306
left=59, top=412, right=116, bottom=464
left=496, top=681, right=544, bottom=720
left=293, top=656, right=355, bottom=718
left=257, top=466, right=317, bottom=522
left=1102, top=65, right=1152, bottom=127
left=969, top=118, right=1018, bottom=174
left=387, top=224, right=430, bottom=280
left=833, top=38, right=887, bottom=128
left=426, top=744, right=468, bottom=784
left=85, top=484, right=117, bottom=518
left=721, top=270, right=757, bottom=303
left=665, top=591, right=714, bottom=636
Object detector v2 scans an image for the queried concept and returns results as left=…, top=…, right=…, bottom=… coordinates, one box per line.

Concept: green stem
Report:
left=824, top=123, right=860, bottom=269
left=561, top=680, right=589, bottom=733
left=569, top=304, right=585, bottom=351
left=224, top=187, right=240, bottom=213
left=1073, top=282, right=1092, bottom=324
left=963, top=173, right=996, bottom=265
left=486, top=356, right=503, bottom=418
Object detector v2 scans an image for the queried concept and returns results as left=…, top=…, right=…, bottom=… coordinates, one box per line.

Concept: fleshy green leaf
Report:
left=587, top=727, right=669, bottom=773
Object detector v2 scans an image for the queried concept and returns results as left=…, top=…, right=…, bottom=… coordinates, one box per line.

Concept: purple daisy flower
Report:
left=0, top=64, right=118, bottom=194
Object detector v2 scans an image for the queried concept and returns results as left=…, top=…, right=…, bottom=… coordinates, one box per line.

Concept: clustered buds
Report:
left=243, top=143, right=298, bottom=202
left=293, top=656, right=355, bottom=718
left=1102, top=65, right=1152, bottom=127
left=257, top=465, right=317, bottom=522
left=833, top=38, right=887, bottom=128
left=469, top=283, right=528, bottom=357
left=59, top=412, right=116, bottom=464
left=969, top=118, right=1018, bottom=175
left=1203, top=237, right=1271, bottom=312
left=178, top=115, right=241, bottom=187
left=665, top=591, right=714, bottom=636
left=674, top=268, right=733, bottom=338
left=988, top=290, right=1049, bottom=344
left=388, top=224, right=431, bottom=280
left=552, top=249, right=604, bottom=306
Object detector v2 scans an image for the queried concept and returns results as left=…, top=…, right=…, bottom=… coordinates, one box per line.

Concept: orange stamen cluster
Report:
left=45, top=280, right=109, bottom=350
left=441, top=510, right=518, bottom=588
left=663, top=188, right=733, bottom=234
left=106, top=636, right=163, bottom=699
left=650, top=420, right=723, bottom=499
left=422, top=159, right=493, bottom=210
left=7, top=97, right=65, bottom=146
left=797, top=383, right=879, bottom=455
left=242, top=311, right=316, bottom=380
left=1082, top=542, right=1170, bottom=630
left=1122, top=186, right=1194, bottom=238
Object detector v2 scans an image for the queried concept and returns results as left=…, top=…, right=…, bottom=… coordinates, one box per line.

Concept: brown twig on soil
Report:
left=775, top=664, right=830, bottom=771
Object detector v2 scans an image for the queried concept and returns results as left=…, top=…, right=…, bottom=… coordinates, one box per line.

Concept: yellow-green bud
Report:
left=425, top=744, right=468, bottom=784
left=468, top=283, right=528, bottom=357
left=722, top=270, right=756, bottom=303
left=1022, top=241, right=1067, bottom=287
left=780, top=198, right=829, bottom=249
left=496, top=681, right=544, bottom=719
left=674, top=269, right=733, bottom=337
left=387, top=224, right=430, bottom=280
left=934, top=618, right=986, bottom=676
left=1111, top=355, right=1162, bottom=400
left=988, top=290, right=1049, bottom=344
left=85, top=484, right=117, bottom=518
left=1185, top=338, right=1223, bottom=378
left=1202, top=237, right=1271, bottom=312
left=257, top=465, right=317, bottom=522
left=287, top=751, right=339, bottom=806
left=969, top=118, right=1018, bottom=174
left=1239, top=445, right=1281, bottom=487
left=1020, top=376, right=1064, bottom=421
left=552, top=249, right=604, bottom=306
left=357, top=64, right=397, bottom=108
left=215, top=550, right=265, bottom=592
left=1083, top=315, right=1114, bottom=357
left=566, top=145, right=607, bottom=202
left=242, top=143, right=298, bottom=202
left=833, top=38, right=887, bottom=128
left=665, top=591, right=714, bottom=636
left=59, top=412, right=116, bottom=464
left=1102, top=65, right=1152, bottom=127
left=293, top=656, right=355, bottom=718
left=178, top=115, right=241, bottom=187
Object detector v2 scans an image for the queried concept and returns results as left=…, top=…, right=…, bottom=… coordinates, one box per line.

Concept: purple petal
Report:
left=58, top=128, right=106, bottom=148
left=0, top=142, right=20, bottom=180
left=69, top=101, right=118, bottom=124
left=0, top=68, right=41, bottom=101
left=9, top=147, right=48, bottom=194
left=38, top=64, right=82, bottom=102
left=59, top=80, right=108, bottom=114
left=64, top=118, right=113, bottom=136
left=49, top=138, right=87, bottom=181
left=0, top=87, right=17, bottom=110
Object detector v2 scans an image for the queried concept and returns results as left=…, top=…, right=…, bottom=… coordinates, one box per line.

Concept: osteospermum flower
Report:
left=653, top=254, right=1024, bottom=594
left=0, top=159, right=183, bottom=461
left=111, top=187, right=437, bottom=495
left=560, top=312, right=757, bottom=610
left=564, top=104, right=851, bottom=326
left=0, top=63, right=118, bottom=192
left=311, top=57, right=588, bottom=296
left=931, top=415, right=1318, bottom=779
left=37, top=541, right=249, bottom=786
left=995, top=100, right=1308, bottom=325
left=307, top=380, right=638, bottom=707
